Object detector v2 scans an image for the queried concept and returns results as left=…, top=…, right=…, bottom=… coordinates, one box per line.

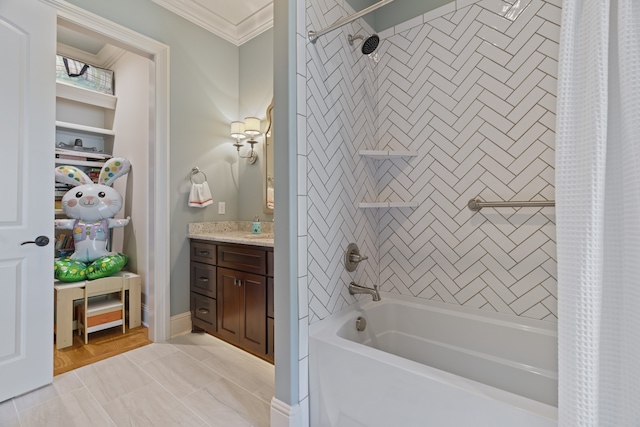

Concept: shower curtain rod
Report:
left=308, top=0, right=396, bottom=43
left=468, top=198, right=555, bottom=211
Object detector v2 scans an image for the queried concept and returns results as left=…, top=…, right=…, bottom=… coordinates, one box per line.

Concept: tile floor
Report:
left=0, top=333, right=274, bottom=426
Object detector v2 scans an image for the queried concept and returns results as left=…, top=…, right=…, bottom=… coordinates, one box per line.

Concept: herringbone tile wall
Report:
left=306, top=1, right=381, bottom=323
left=306, top=0, right=560, bottom=324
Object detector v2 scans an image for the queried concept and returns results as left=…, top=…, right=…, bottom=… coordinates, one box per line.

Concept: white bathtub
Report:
left=309, top=293, right=558, bottom=427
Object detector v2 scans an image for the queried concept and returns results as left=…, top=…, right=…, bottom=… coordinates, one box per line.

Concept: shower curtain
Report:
left=556, top=0, right=640, bottom=425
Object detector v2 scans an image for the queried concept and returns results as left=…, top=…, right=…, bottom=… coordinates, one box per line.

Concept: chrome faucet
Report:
left=348, top=281, right=381, bottom=301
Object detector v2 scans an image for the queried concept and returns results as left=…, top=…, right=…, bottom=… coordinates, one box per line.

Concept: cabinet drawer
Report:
left=218, top=245, right=266, bottom=275
left=192, top=292, right=216, bottom=329
left=267, top=250, right=274, bottom=277
left=191, top=262, right=216, bottom=298
left=191, top=241, right=216, bottom=264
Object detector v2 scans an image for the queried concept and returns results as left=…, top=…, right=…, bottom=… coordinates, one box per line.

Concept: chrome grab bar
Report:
left=468, top=198, right=555, bottom=211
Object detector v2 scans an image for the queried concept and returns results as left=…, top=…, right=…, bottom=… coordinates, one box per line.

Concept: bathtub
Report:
left=309, top=293, right=558, bottom=427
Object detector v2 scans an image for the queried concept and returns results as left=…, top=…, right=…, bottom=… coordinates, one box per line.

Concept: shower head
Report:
left=348, top=33, right=380, bottom=55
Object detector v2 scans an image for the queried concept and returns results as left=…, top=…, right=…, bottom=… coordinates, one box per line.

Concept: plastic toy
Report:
left=54, top=157, right=131, bottom=282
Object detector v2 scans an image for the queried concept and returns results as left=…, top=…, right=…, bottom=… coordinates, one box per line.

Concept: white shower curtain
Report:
left=556, top=0, right=640, bottom=425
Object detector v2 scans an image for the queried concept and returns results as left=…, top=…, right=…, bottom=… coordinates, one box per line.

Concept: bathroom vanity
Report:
left=189, top=222, right=274, bottom=362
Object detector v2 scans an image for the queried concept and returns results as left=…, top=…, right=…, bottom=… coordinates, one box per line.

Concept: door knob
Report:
left=21, top=236, right=50, bottom=247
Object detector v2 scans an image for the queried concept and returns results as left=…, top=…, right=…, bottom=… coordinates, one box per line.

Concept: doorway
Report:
left=49, top=0, right=170, bottom=366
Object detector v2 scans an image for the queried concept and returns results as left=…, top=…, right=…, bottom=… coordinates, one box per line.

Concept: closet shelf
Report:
left=359, top=150, right=418, bottom=159
left=56, top=82, right=117, bottom=110
left=55, top=158, right=106, bottom=168
left=359, top=201, right=418, bottom=209
left=56, top=121, right=115, bottom=136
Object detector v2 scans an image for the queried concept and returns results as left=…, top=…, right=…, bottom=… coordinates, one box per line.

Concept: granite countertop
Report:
left=188, top=221, right=274, bottom=248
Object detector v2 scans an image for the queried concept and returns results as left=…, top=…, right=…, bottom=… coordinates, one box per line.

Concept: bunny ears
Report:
left=55, top=157, right=131, bottom=187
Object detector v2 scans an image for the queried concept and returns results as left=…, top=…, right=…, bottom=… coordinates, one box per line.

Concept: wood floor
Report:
left=54, top=325, right=152, bottom=376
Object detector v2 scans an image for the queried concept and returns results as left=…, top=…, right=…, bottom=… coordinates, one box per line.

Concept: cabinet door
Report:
left=241, top=272, right=267, bottom=355
left=267, top=277, right=274, bottom=318
left=216, top=267, right=267, bottom=356
left=266, top=277, right=274, bottom=362
left=267, top=317, right=274, bottom=361
left=216, top=268, right=242, bottom=342
left=267, top=250, right=274, bottom=277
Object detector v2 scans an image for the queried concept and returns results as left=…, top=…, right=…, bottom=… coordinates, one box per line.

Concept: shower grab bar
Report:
left=468, top=198, right=555, bottom=211
left=308, top=0, right=396, bottom=43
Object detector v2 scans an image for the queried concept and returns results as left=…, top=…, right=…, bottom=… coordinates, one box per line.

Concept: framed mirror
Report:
left=263, top=100, right=274, bottom=214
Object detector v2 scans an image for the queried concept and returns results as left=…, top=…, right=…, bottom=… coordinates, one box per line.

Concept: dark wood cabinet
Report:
left=190, top=239, right=273, bottom=363
left=191, top=262, right=216, bottom=299
left=218, top=244, right=266, bottom=275
left=191, top=292, right=216, bottom=330
left=190, top=241, right=217, bottom=333
left=267, top=277, right=274, bottom=360
left=191, top=240, right=217, bottom=264
left=217, top=267, right=266, bottom=356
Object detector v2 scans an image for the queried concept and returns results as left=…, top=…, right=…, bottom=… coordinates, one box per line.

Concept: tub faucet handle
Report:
left=349, top=253, right=368, bottom=263
left=345, top=243, right=368, bottom=272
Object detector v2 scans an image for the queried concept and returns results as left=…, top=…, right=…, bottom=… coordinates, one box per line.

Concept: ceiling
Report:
left=58, top=0, right=273, bottom=57
left=150, top=0, right=273, bottom=46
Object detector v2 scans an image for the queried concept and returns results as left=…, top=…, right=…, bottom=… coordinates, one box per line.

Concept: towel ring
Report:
left=190, top=167, right=207, bottom=184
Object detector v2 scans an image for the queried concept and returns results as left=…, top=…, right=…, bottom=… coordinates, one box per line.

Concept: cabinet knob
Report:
left=197, top=308, right=209, bottom=314
left=199, top=250, right=210, bottom=256
left=199, top=277, right=209, bottom=282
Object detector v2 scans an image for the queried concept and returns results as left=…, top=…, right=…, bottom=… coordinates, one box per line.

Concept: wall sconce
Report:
left=231, top=117, right=260, bottom=164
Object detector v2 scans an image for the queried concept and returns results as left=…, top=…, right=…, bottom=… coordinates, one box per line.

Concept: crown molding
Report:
left=237, top=3, right=273, bottom=45
left=57, top=42, right=126, bottom=69
left=151, top=0, right=273, bottom=46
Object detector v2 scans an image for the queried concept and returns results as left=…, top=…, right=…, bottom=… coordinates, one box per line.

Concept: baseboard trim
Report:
left=271, top=397, right=303, bottom=427
left=170, top=311, right=192, bottom=338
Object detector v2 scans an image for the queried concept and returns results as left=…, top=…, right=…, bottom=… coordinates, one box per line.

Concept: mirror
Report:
left=263, top=100, right=274, bottom=214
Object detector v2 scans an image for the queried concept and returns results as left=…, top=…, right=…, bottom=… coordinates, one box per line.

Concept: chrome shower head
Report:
left=348, top=33, right=380, bottom=55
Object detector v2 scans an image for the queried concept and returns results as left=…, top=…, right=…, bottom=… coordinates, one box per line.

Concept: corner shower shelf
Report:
left=357, top=151, right=418, bottom=209
left=358, top=150, right=418, bottom=159
left=359, top=201, right=418, bottom=209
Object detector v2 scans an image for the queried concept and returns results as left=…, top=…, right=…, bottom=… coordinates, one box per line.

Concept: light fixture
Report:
left=244, top=117, right=261, bottom=137
left=231, top=117, right=261, bottom=164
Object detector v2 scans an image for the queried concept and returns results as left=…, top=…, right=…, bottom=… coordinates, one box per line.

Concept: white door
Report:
left=0, top=0, right=56, bottom=402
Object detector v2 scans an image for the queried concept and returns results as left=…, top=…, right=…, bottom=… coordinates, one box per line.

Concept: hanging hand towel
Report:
left=267, top=186, right=274, bottom=209
left=188, top=182, right=213, bottom=208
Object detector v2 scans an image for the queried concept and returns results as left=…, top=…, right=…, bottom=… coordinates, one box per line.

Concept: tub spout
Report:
left=349, top=282, right=381, bottom=301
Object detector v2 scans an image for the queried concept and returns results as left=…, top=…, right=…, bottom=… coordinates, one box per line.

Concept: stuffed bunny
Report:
left=54, top=157, right=131, bottom=282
